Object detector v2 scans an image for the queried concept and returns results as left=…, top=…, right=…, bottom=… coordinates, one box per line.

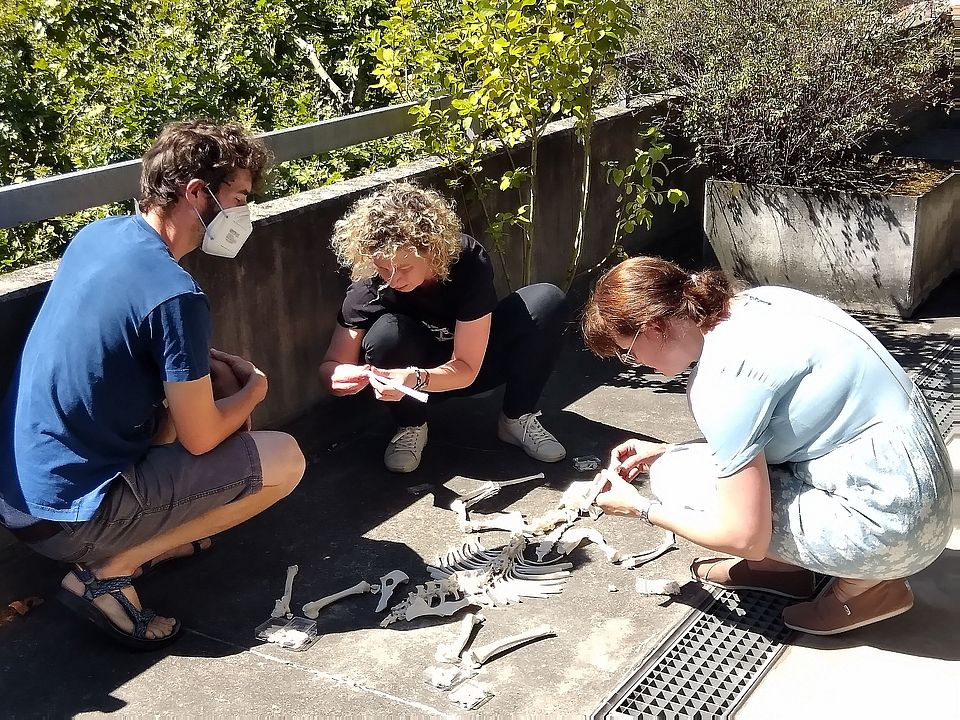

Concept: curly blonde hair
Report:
left=331, top=183, right=464, bottom=282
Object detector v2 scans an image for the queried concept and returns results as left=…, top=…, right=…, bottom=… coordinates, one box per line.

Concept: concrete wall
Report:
left=0, top=97, right=704, bottom=428
left=704, top=174, right=960, bottom=317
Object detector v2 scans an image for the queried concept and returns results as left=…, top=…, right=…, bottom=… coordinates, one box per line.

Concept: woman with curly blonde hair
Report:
left=582, top=256, right=952, bottom=636
left=320, top=183, right=568, bottom=473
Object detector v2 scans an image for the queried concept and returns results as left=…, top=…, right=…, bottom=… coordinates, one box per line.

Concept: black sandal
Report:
left=57, top=565, right=181, bottom=650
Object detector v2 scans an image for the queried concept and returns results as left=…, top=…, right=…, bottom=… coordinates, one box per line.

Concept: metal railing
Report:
left=0, top=98, right=447, bottom=230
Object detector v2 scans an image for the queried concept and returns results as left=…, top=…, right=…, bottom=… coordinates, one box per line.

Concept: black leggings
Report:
left=361, top=283, right=569, bottom=427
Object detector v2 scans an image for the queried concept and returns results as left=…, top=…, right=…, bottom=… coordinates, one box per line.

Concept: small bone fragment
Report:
left=461, top=511, right=528, bottom=534
left=497, top=472, right=545, bottom=487
left=618, top=530, right=678, bottom=569
left=454, top=481, right=500, bottom=508
left=608, top=584, right=619, bottom=592
left=450, top=482, right=500, bottom=525
left=449, top=681, right=494, bottom=710
left=635, top=578, right=682, bottom=596
left=302, top=580, right=373, bottom=619
left=425, top=664, right=475, bottom=690
left=462, top=624, right=556, bottom=668
left=555, top=527, right=620, bottom=562
left=271, top=564, right=299, bottom=618
left=436, top=611, right=485, bottom=663
left=375, top=570, right=410, bottom=612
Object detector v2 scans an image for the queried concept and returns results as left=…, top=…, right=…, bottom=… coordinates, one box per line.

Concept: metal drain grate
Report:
left=912, top=338, right=957, bottom=440
left=593, top=580, right=828, bottom=720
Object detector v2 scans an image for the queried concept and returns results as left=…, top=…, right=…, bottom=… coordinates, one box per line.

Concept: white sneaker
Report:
left=384, top=423, right=428, bottom=473
left=497, top=411, right=566, bottom=463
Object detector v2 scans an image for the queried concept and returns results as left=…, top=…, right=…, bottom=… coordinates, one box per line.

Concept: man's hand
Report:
left=210, top=348, right=267, bottom=403
left=367, top=367, right=416, bottom=402
left=596, top=472, right=651, bottom=517
left=330, top=364, right=372, bottom=395
left=609, top=439, right=669, bottom=481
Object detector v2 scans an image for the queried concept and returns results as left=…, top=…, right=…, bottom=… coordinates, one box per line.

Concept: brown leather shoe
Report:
left=690, top=557, right=817, bottom=599
left=782, top=579, right=914, bottom=635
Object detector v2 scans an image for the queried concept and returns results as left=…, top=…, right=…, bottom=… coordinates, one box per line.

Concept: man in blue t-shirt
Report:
left=0, top=121, right=305, bottom=648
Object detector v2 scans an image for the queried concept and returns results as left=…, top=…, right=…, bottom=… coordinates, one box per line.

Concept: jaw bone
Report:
left=302, top=580, right=373, bottom=619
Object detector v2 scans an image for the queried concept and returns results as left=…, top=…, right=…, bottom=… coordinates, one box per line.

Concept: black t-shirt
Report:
left=337, top=234, right=498, bottom=342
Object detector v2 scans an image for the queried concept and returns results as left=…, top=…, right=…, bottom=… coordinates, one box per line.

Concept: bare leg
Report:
left=61, top=431, right=305, bottom=639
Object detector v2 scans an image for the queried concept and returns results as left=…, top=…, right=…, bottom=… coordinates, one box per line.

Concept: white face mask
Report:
left=195, top=187, right=253, bottom=258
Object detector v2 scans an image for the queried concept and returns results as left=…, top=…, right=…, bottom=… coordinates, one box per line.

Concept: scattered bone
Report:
left=461, top=624, right=556, bottom=668
left=302, top=580, right=373, bottom=619
left=435, top=611, right=485, bottom=663
left=375, top=570, right=410, bottom=613
left=271, top=564, right=299, bottom=618
left=608, top=584, right=619, bottom=593
left=496, top=472, right=545, bottom=487
left=635, top=578, right=682, bottom=596
left=460, top=511, right=528, bottom=534
left=450, top=481, right=500, bottom=526
left=449, top=681, right=494, bottom=710
left=617, top=530, right=678, bottom=569
left=425, top=664, right=475, bottom=690
left=555, top=526, right=621, bottom=562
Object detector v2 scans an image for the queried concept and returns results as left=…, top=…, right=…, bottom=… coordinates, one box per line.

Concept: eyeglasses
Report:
left=615, top=327, right=643, bottom=367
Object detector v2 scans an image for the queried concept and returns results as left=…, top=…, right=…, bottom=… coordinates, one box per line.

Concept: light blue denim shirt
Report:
left=688, top=286, right=913, bottom=477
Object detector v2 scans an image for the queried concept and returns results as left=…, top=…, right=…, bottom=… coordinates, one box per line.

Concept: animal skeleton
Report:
left=382, top=535, right=571, bottom=626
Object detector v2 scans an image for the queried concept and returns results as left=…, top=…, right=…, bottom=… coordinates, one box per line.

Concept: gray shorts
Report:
left=27, top=433, right=262, bottom=565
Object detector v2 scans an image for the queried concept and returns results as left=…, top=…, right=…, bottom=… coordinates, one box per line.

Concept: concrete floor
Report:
left=0, top=275, right=956, bottom=717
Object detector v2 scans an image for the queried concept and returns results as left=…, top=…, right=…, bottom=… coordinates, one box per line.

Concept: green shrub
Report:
left=626, top=0, right=952, bottom=189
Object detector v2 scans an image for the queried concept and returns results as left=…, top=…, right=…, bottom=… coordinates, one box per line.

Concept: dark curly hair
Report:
left=139, top=119, right=272, bottom=212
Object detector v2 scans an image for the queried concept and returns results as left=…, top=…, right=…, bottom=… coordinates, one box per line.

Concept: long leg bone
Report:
left=302, top=580, right=373, bottom=619
left=436, top=611, right=485, bottom=663
left=375, top=570, right=410, bottom=612
left=462, top=624, right=556, bottom=668
left=617, top=530, right=678, bottom=569
left=271, top=564, right=299, bottom=618
left=496, top=472, right=545, bottom=487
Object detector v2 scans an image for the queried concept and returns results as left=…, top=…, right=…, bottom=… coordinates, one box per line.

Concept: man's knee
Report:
left=253, top=431, right=305, bottom=494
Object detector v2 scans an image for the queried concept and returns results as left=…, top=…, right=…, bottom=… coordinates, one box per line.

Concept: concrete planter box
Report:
left=704, top=173, right=960, bottom=316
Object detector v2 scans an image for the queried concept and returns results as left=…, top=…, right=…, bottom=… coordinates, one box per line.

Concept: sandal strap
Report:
left=72, top=565, right=135, bottom=601
left=71, top=565, right=155, bottom=639
left=107, top=589, right=156, bottom=638
left=690, top=556, right=733, bottom=584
